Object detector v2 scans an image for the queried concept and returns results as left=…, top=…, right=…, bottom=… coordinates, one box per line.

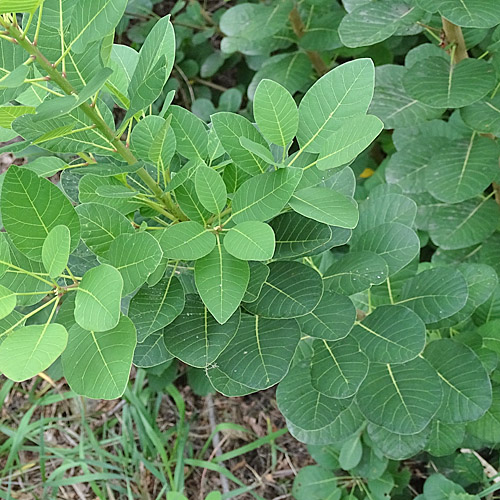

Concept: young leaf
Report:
left=155, top=221, right=216, bottom=261
left=339, top=434, right=363, bottom=470
left=1, top=166, right=80, bottom=261
left=75, top=264, right=123, bottom=332
left=231, top=167, right=303, bottom=223
left=224, top=221, right=275, bottom=261
left=316, top=114, right=383, bottom=170
left=163, top=294, right=240, bottom=368
left=297, top=58, right=375, bottom=152
left=194, top=241, right=249, bottom=324
left=244, top=261, right=323, bottom=318
left=194, top=165, right=227, bottom=214
left=239, top=137, right=276, bottom=165
left=128, top=273, right=185, bottom=342
left=253, top=79, right=298, bottom=147
left=42, top=225, right=71, bottom=279
left=0, top=322, right=67, bottom=382
left=289, top=187, right=359, bottom=228
left=104, top=232, right=163, bottom=295
left=62, top=315, right=136, bottom=399
left=0, top=285, right=16, bottom=320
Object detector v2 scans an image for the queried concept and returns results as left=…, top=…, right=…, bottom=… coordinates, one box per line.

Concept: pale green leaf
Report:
left=75, top=264, right=123, bottom=332
left=62, top=315, right=136, bottom=399
left=0, top=323, right=67, bottom=382
left=0, top=0, right=43, bottom=14
left=224, top=221, right=275, bottom=261
left=297, top=59, right=374, bottom=152
left=194, top=241, right=249, bottom=324
left=42, top=225, right=70, bottom=279
left=1, top=166, right=80, bottom=261
left=316, top=114, right=383, bottom=170
left=0, top=285, right=16, bottom=320
left=253, top=79, right=298, bottom=147
left=155, top=221, right=216, bottom=261
left=168, top=105, right=209, bottom=161
left=194, top=165, right=227, bottom=214
left=339, top=434, right=363, bottom=470
left=231, top=167, right=303, bottom=223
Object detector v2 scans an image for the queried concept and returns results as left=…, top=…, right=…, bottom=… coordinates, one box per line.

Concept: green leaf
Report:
left=163, top=294, right=240, bottom=368
left=244, top=261, right=323, bottom=319
left=352, top=305, right=426, bottom=364
left=133, top=332, right=173, bottom=369
left=128, top=273, right=185, bottom=342
left=403, top=57, right=496, bottom=109
left=194, top=165, right=227, bottom=214
left=207, top=366, right=256, bottom=397
left=69, top=0, right=128, bottom=53
left=130, top=115, right=176, bottom=167
left=296, top=291, right=356, bottom=341
left=397, top=267, right=468, bottom=323
left=277, top=360, right=350, bottom=431
left=0, top=0, right=43, bottom=14
left=461, top=94, right=500, bottom=136
left=351, top=222, right=420, bottom=275
left=425, top=134, right=499, bottom=203
left=62, top=315, right=136, bottom=399
left=427, top=197, right=499, bottom=250
left=76, top=202, right=134, bottom=257
left=297, top=59, right=374, bottom=153
left=270, top=212, right=332, bottom=259
left=194, top=241, right=249, bottom=324
left=289, top=187, right=358, bottom=228
left=211, top=112, right=269, bottom=176
left=369, top=65, right=444, bottom=129
left=417, top=0, right=500, bottom=28
left=215, top=314, right=301, bottom=390
left=42, top=225, right=71, bottom=279
left=356, top=357, right=442, bottom=435
left=0, top=233, right=10, bottom=279
left=425, top=420, right=466, bottom=457
left=323, top=251, right=388, bottom=295
left=339, top=434, right=363, bottom=470
left=0, top=106, right=35, bottom=128
left=126, top=16, right=175, bottom=118
left=1, top=166, right=80, bottom=261
left=253, top=79, right=298, bottom=147
left=168, top=105, right=209, bottom=161
left=231, top=167, right=303, bottom=223
left=423, top=474, right=470, bottom=500
left=104, top=232, right=163, bottom=295
left=154, top=222, right=216, bottom=261
left=339, top=1, right=425, bottom=48
left=316, top=114, right=383, bottom=171
left=367, top=423, right=430, bottom=461
left=224, top=221, right=275, bottom=261
left=312, top=336, right=369, bottom=399
left=292, top=466, right=339, bottom=500
left=239, top=137, right=276, bottom=165
left=175, top=179, right=212, bottom=225
left=75, top=264, right=123, bottom=332
left=424, top=339, right=491, bottom=423
left=0, top=323, right=68, bottom=382
left=0, top=285, right=16, bottom=320
left=243, top=262, right=270, bottom=303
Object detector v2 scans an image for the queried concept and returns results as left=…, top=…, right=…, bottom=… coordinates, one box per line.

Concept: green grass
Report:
left=0, top=369, right=293, bottom=499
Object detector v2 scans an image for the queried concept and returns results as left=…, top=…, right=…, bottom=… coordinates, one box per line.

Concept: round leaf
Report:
left=224, top=221, right=275, bottom=261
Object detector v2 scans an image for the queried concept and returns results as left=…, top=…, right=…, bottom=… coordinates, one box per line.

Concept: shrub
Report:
left=0, top=1, right=499, bottom=488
